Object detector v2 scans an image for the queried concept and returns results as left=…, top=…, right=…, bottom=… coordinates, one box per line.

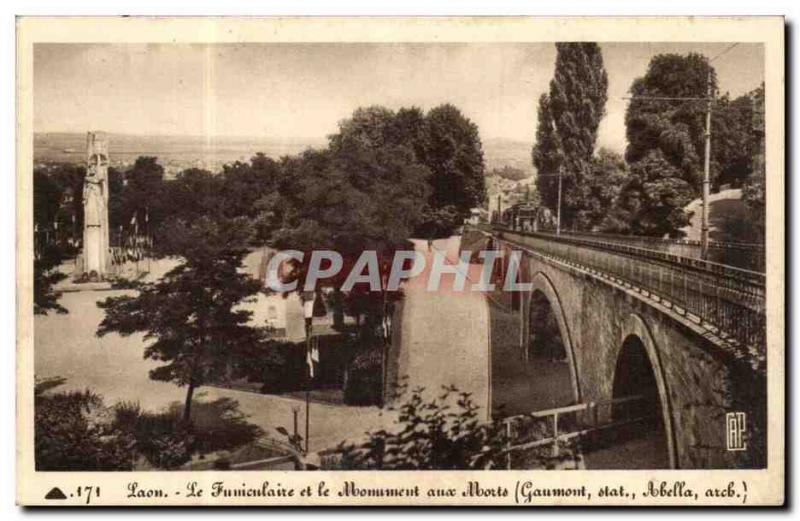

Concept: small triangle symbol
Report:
left=45, top=487, right=67, bottom=500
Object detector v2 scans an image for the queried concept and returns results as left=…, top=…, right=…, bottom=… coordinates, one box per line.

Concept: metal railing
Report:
left=502, top=394, right=654, bottom=469
left=554, top=230, right=765, bottom=272
left=492, top=224, right=765, bottom=272
left=109, top=246, right=149, bottom=266
left=493, top=228, right=766, bottom=364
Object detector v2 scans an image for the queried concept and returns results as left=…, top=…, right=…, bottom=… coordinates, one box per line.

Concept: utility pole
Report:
left=145, top=206, right=152, bottom=272
left=556, top=165, right=563, bottom=235
left=302, top=330, right=312, bottom=455
left=623, top=90, right=714, bottom=254
left=550, top=113, right=564, bottom=236
left=701, top=69, right=713, bottom=259
left=72, top=210, right=77, bottom=247
left=305, top=340, right=311, bottom=454
left=303, top=293, right=315, bottom=455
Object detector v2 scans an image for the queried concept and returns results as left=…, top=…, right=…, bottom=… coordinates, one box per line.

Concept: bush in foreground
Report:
left=337, top=385, right=508, bottom=470
left=35, top=377, right=135, bottom=471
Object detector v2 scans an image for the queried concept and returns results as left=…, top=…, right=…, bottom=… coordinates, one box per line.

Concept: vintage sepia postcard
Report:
left=16, top=16, right=785, bottom=506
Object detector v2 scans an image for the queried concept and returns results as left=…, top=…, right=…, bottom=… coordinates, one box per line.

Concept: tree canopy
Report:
left=742, top=83, right=766, bottom=241
left=713, top=94, right=754, bottom=188
left=421, top=104, right=486, bottom=223
left=581, top=148, right=628, bottom=231
left=123, top=156, right=166, bottom=232
left=619, top=53, right=764, bottom=237
left=621, top=53, right=714, bottom=236
left=329, top=104, right=486, bottom=237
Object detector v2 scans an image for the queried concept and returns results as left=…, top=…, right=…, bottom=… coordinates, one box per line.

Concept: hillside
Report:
left=482, top=138, right=535, bottom=176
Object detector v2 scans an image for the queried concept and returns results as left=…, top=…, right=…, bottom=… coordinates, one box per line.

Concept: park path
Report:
left=37, top=252, right=390, bottom=454
left=392, top=236, right=492, bottom=420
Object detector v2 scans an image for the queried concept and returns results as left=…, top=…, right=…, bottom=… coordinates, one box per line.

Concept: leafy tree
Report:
left=34, top=169, right=64, bottom=235
left=272, top=132, right=430, bottom=255
left=533, top=42, right=608, bottom=230
left=97, top=216, right=268, bottom=423
left=579, top=148, right=628, bottom=231
left=107, top=167, right=125, bottom=237
left=112, top=398, right=263, bottom=469
left=161, top=157, right=283, bottom=245
left=415, top=205, right=461, bottom=240
left=329, top=105, right=399, bottom=151
left=33, top=169, right=69, bottom=314
left=532, top=94, right=561, bottom=209
left=162, top=168, right=224, bottom=222
left=713, top=93, right=756, bottom=189
left=391, top=107, right=428, bottom=160
left=326, top=103, right=486, bottom=236
left=623, top=53, right=716, bottom=236
left=123, top=156, right=166, bottom=233
left=220, top=153, right=282, bottom=220
left=742, top=83, right=766, bottom=242
left=45, top=163, right=86, bottom=242
left=34, top=243, right=67, bottom=315
left=615, top=150, right=695, bottom=236
left=625, top=53, right=715, bottom=172
left=421, top=104, right=486, bottom=231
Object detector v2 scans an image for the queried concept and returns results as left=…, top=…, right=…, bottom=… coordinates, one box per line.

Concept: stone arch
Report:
left=524, top=271, right=582, bottom=403
left=619, top=313, right=678, bottom=469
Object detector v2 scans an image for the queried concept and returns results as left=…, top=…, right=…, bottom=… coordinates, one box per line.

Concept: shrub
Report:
left=112, top=403, right=191, bottom=469
left=146, top=432, right=193, bottom=469
left=35, top=378, right=135, bottom=471
left=337, top=385, right=508, bottom=469
left=112, top=397, right=262, bottom=469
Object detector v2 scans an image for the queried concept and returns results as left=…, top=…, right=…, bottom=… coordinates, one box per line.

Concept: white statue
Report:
left=81, top=132, right=110, bottom=280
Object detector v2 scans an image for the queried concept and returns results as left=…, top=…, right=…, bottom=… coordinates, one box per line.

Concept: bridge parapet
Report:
left=552, top=230, right=765, bottom=272
left=494, top=228, right=766, bottom=369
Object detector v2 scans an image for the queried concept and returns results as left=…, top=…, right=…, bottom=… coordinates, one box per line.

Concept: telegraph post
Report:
left=303, top=293, right=314, bottom=454
left=701, top=70, right=713, bottom=259
left=145, top=206, right=152, bottom=272
left=556, top=165, right=563, bottom=235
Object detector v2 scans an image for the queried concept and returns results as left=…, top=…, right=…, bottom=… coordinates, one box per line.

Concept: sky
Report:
left=33, top=42, right=763, bottom=153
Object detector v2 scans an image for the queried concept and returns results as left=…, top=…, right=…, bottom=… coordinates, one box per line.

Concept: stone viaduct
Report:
left=486, top=228, right=766, bottom=470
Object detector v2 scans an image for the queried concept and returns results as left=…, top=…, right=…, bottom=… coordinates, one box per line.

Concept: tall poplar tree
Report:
left=532, top=42, right=609, bottom=230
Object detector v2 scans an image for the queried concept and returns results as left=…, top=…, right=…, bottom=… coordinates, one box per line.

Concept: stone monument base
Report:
left=71, top=251, right=113, bottom=283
